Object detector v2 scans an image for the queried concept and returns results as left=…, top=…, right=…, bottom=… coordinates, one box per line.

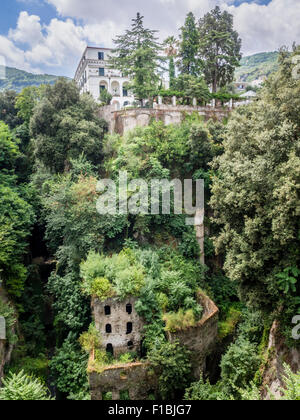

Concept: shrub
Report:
left=0, top=370, right=52, bottom=400
left=184, top=376, right=228, bottom=400
left=163, top=309, right=197, bottom=332
left=148, top=341, right=192, bottom=399
left=220, top=338, right=260, bottom=398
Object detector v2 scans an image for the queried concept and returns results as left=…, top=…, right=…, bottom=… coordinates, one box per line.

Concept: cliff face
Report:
left=262, top=320, right=300, bottom=399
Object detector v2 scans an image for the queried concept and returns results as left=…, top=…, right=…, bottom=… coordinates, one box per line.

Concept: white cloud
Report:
left=1, top=0, right=299, bottom=77
left=9, top=11, right=44, bottom=47
left=225, top=0, right=300, bottom=54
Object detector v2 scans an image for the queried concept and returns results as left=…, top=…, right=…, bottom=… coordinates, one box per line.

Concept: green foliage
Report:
left=49, top=333, right=89, bottom=396
left=172, top=74, right=211, bottom=104
left=276, top=266, right=300, bottom=294
left=220, top=338, right=260, bottom=398
left=0, top=90, right=22, bottom=129
left=111, top=13, right=162, bottom=102
left=81, top=249, right=145, bottom=300
left=163, top=309, right=198, bottom=332
left=184, top=376, right=228, bottom=400
left=99, top=88, right=112, bottom=105
left=198, top=6, right=242, bottom=92
left=210, top=47, right=300, bottom=339
left=208, top=273, right=240, bottom=318
left=30, top=78, right=108, bottom=173
left=47, top=272, right=90, bottom=333
left=0, top=121, right=20, bottom=172
left=0, top=125, right=35, bottom=297
left=218, top=306, right=242, bottom=340
left=8, top=355, right=48, bottom=383
left=79, top=323, right=101, bottom=353
left=177, top=12, right=201, bottom=76
left=278, top=364, right=300, bottom=400
left=0, top=65, right=60, bottom=93
left=0, top=370, right=52, bottom=400
left=235, top=52, right=279, bottom=83
left=148, top=341, right=192, bottom=399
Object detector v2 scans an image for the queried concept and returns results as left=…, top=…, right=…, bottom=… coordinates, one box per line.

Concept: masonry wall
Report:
left=167, top=292, right=219, bottom=379
left=99, top=105, right=231, bottom=136
left=92, top=296, right=144, bottom=357
left=89, top=362, right=158, bottom=400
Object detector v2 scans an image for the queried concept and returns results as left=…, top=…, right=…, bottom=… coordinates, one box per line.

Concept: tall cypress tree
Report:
left=177, top=12, right=201, bottom=77
left=198, top=6, right=242, bottom=93
left=110, top=13, right=162, bottom=104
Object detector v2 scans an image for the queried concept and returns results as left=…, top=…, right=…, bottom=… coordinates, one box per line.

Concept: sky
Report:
left=0, top=0, right=299, bottom=77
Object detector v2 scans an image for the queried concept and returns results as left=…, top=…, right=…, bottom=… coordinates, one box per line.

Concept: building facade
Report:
left=92, top=296, right=144, bottom=358
left=74, top=46, right=135, bottom=109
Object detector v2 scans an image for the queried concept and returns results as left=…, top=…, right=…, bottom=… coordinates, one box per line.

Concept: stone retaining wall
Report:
left=89, top=361, right=158, bottom=400
left=99, top=105, right=231, bottom=135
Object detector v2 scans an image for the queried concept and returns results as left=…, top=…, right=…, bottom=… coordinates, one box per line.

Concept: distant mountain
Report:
left=235, top=52, right=280, bottom=82
left=0, top=66, right=65, bottom=92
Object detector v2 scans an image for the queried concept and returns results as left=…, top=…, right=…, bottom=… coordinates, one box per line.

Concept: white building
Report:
left=74, top=46, right=135, bottom=109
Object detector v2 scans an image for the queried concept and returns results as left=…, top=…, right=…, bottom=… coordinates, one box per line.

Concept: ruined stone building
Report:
left=89, top=292, right=219, bottom=400
left=92, top=296, right=144, bottom=358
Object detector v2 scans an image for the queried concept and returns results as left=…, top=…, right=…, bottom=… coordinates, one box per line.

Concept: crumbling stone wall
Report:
left=167, top=292, right=219, bottom=379
left=89, top=292, right=218, bottom=399
left=99, top=105, right=231, bottom=135
left=92, top=296, right=144, bottom=357
left=89, top=362, right=158, bottom=400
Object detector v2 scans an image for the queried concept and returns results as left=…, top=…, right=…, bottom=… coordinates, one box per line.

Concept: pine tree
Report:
left=198, top=6, right=242, bottom=93
left=177, top=12, right=201, bottom=77
left=110, top=13, right=162, bottom=104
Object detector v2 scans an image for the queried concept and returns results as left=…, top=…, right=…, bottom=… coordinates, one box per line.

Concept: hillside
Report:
left=0, top=66, right=64, bottom=92
left=235, top=51, right=279, bottom=82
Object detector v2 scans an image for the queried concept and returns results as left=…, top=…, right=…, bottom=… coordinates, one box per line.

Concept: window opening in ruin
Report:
left=105, top=306, right=111, bottom=315
left=126, top=322, right=133, bottom=334
left=127, top=341, right=134, bottom=350
left=106, top=324, right=112, bottom=334
left=126, top=304, right=132, bottom=314
left=106, top=343, right=114, bottom=356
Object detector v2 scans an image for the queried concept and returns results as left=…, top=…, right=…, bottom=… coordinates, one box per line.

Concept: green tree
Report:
left=0, top=370, right=52, bottom=400
left=148, top=341, right=192, bottom=399
left=49, top=333, right=89, bottom=397
left=184, top=376, right=228, bottom=400
left=30, top=78, right=108, bottom=173
left=220, top=338, right=260, bottom=398
left=110, top=13, right=162, bottom=104
left=0, top=90, right=22, bottom=129
left=210, top=47, right=300, bottom=336
left=198, top=6, right=242, bottom=92
left=178, top=12, right=201, bottom=76
left=99, top=88, right=112, bottom=105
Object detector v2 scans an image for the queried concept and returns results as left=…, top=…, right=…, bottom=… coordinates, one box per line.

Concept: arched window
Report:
left=126, top=304, right=132, bottom=315
left=104, top=306, right=111, bottom=316
left=106, top=343, right=114, bottom=356
left=127, top=341, right=134, bottom=350
left=106, top=324, right=112, bottom=334
left=126, top=322, right=133, bottom=334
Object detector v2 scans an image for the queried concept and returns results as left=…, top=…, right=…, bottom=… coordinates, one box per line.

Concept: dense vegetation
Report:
left=0, top=8, right=299, bottom=401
